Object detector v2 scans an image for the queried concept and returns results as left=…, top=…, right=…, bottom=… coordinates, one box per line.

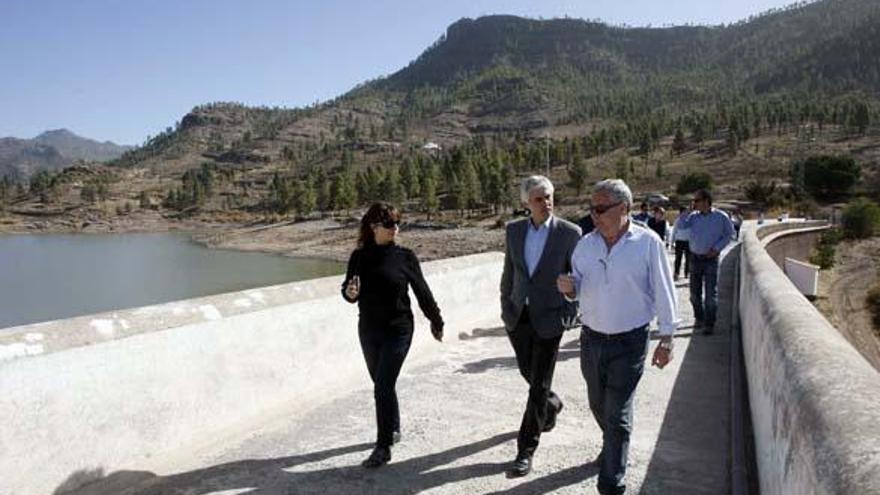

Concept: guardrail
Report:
left=738, top=221, right=880, bottom=494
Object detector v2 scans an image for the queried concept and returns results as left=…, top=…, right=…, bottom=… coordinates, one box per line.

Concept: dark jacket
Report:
left=499, top=216, right=582, bottom=338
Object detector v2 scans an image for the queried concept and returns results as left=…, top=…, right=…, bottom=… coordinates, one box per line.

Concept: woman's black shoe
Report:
left=362, top=447, right=391, bottom=468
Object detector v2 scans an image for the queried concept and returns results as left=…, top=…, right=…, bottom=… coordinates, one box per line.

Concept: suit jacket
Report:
left=500, top=215, right=582, bottom=338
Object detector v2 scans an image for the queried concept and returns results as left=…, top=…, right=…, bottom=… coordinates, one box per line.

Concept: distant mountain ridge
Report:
left=0, top=129, right=131, bottom=179
left=110, top=0, right=880, bottom=173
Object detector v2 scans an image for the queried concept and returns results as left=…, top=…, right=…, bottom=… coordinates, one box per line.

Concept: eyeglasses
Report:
left=379, top=219, right=400, bottom=229
left=591, top=201, right=622, bottom=216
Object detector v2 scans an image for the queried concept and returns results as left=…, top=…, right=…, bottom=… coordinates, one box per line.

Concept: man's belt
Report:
left=584, top=324, right=648, bottom=340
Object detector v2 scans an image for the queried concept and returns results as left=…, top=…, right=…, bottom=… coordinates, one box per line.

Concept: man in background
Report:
left=679, top=189, right=735, bottom=334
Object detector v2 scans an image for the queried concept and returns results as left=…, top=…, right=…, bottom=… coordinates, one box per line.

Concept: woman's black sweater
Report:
left=341, top=243, right=443, bottom=334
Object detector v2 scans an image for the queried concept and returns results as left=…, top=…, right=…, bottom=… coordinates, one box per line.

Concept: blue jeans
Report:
left=581, top=326, right=649, bottom=495
left=689, top=254, right=719, bottom=326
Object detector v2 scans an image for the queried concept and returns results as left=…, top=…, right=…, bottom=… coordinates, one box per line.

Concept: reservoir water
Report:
left=0, top=233, right=344, bottom=329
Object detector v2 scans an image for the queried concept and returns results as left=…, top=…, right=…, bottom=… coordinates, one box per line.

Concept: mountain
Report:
left=112, top=0, right=880, bottom=174
left=33, top=129, right=132, bottom=163
left=0, top=129, right=131, bottom=179
left=0, top=138, right=68, bottom=181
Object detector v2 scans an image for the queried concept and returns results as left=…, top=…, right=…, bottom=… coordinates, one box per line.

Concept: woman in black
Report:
left=341, top=202, right=444, bottom=468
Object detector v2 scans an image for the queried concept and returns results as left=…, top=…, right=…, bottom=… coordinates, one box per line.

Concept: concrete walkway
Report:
left=69, top=251, right=733, bottom=495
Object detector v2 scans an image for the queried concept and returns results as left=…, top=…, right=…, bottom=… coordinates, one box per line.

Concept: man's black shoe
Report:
left=506, top=453, right=532, bottom=477
left=542, top=401, right=563, bottom=432
left=362, top=447, right=391, bottom=468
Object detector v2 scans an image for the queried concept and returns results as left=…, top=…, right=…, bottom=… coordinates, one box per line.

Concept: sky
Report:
left=0, top=0, right=802, bottom=146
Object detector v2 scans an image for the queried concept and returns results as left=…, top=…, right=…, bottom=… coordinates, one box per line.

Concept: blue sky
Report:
left=1, top=0, right=801, bottom=145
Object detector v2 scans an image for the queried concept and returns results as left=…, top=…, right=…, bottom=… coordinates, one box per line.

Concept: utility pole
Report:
left=545, top=133, right=550, bottom=176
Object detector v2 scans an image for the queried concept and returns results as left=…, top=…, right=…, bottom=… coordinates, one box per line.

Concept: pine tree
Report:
left=461, top=159, right=481, bottom=210
left=671, top=128, right=687, bottom=156
left=382, top=166, right=406, bottom=206
left=420, top=175, right=439, bottom=221
left=852, top=100, right=871, bottom=135
left=314, top=170, right=331, bottom=211
left=295, top=179, right=317, bottom=217
left=400, top=158, right=420, bottom=199
left=330, top=172, right=356, bottom=212
left=567, top=154, right=589, bottom=197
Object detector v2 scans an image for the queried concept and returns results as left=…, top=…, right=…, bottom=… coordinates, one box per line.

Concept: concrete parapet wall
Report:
left=739, top=222, right=880, bottom=494
left=0, top=252, right=504, bottom=495
left=760, top=220, right=828, bottom=269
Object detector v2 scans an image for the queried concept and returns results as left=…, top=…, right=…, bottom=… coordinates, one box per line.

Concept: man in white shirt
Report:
left=557, top=179, right=678, bottom=495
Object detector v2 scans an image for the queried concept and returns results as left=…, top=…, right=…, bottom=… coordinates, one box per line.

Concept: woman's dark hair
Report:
left=358, top=202, right=401, bottom=247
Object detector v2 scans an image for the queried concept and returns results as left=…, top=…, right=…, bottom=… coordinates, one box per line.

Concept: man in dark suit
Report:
left=500, top=175, right=582, bottom=477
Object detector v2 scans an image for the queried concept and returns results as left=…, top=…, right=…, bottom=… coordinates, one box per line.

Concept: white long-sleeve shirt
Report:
left=570, top=222, right=680, bottom=336
left=672, top=216, right=691, bottom=242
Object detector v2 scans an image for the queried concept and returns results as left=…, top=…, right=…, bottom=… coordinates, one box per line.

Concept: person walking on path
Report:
left=500, top=175, right=582, bottom=477
left=731, top=209, right=744, bottom=240
left=647, top=206, right=667, bottom=242
left=341, top=202, right=444, bottom=468
left=672, top=206, right=691, bottom=280
left=557, top=178, right=679, bottom=495
left=678, top=189, right=735, bottom=334
left=631, top=202, right=650, bottom=225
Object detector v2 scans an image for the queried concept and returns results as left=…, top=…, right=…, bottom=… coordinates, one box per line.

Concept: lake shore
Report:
left=0, top=208, right=509, bottom=263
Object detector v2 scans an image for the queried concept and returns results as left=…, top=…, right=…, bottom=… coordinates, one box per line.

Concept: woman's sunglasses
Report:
left=379, top=219, right=400, bottom=229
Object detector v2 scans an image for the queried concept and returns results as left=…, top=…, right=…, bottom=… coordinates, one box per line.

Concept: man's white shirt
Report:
left=570, top=222, right=679, bottom=336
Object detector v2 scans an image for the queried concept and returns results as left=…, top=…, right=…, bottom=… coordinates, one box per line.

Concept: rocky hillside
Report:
left=108, top=0, right=879, bottom=175
left=3, top=0, right=879, bottom=232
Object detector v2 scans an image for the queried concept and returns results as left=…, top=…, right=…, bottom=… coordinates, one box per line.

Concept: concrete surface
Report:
left=739, top=222, right=880, bottom=495
left=0, top=253, right=505, bottom=495
left=54, top=250, right=733, bottom=495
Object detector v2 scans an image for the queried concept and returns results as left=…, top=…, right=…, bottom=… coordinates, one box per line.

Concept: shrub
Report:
left=866, top=282, right=880, bottom=334
left=676, top=171, right=712, bottom=195
left=809, top=229, right=841, bottom=269
left=744, top=179, right=777, bottom=204
left=841, top=198, right=880, bottom=239
left=799, top=155, right=861, bottom=200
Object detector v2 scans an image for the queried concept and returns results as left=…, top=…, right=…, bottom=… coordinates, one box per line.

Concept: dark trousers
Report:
left=580, top=325, right=649, bottom=495
left=507, top=307, right=563, bottom=456
left=673, top=240, right=690, bottom=278
left=689, top=254, right=719, bottom=326
left=359, top=328, right=413, bottom=448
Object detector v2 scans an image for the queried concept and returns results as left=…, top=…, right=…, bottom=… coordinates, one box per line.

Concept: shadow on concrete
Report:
left=59, top=432, right=520, bottom=495
left=456, top=348, right=581, bottom=374
left=458, top=326, right=508, bottom=340
left=638, top=250, right=736, bottom=495
left=650, top=331, right=696, bottom=340
left=457, top=335, right=581, bottom=375
left=484, top=462, right=600, bottom=495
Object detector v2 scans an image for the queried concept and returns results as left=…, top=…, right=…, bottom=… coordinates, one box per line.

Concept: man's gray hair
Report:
left=592, top=179, right=633, bottom=208
left=520, top=175, right=554, bottom=203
